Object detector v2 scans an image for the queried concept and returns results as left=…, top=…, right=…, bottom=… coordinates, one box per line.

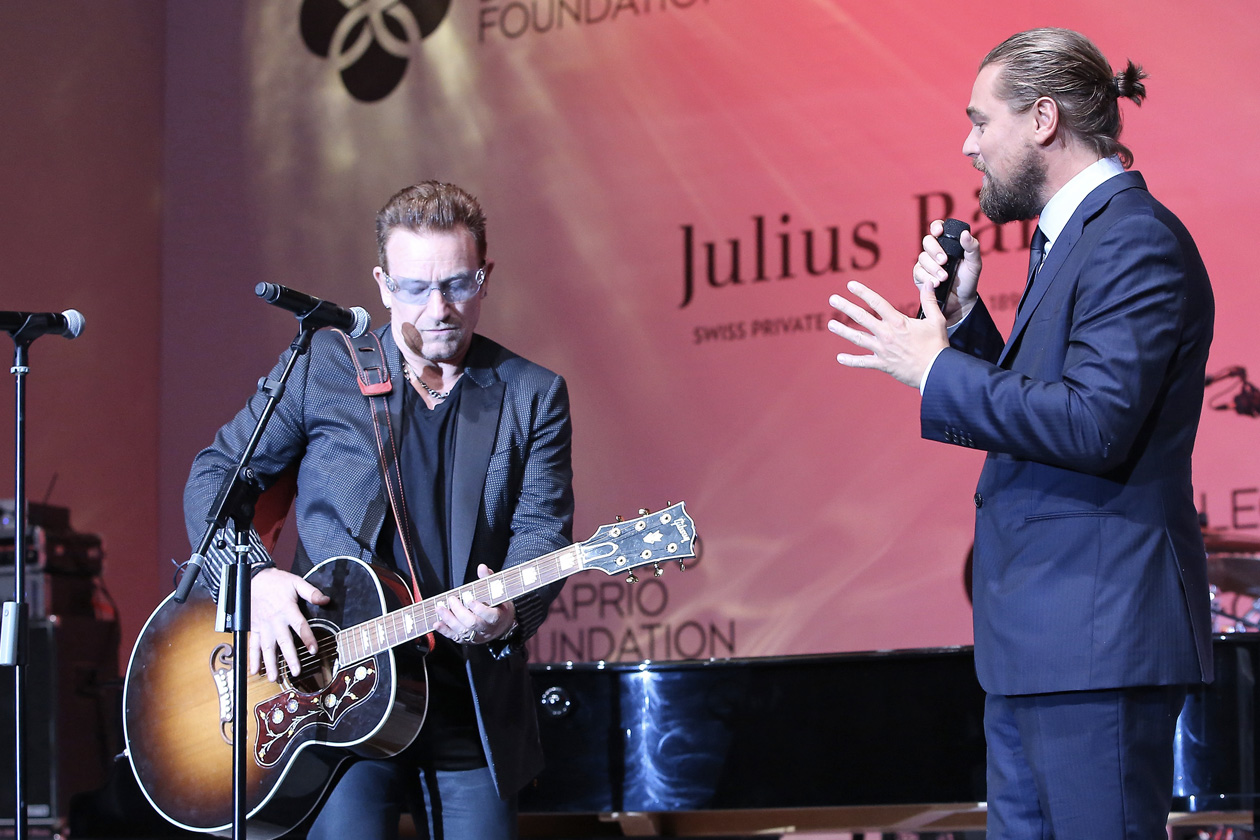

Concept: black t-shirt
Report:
left=382, top=378, right=486, bottom=769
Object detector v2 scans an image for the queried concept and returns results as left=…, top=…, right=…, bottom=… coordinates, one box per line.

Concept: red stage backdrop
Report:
left=154, top=0, right=1260, bottom=664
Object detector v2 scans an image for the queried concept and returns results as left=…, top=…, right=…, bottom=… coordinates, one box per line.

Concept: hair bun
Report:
left=1114, top=60, right=1148, bottom=104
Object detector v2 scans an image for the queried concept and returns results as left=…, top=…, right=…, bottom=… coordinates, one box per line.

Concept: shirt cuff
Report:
left=921, top=304, right=974, bottom=394
left=920, top=347, right=948, bottom=395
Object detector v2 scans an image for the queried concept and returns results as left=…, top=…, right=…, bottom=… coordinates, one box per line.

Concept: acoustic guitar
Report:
left=123, top=502, right=696, bottom=838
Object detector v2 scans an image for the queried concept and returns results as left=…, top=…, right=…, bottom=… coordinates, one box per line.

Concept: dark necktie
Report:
left=1018, top=226, right=1048, bottom=313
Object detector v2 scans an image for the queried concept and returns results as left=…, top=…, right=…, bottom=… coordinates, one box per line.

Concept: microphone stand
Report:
left=2, top=336, right=34, bottom=840
left=172, top=324, right=316, bottom=840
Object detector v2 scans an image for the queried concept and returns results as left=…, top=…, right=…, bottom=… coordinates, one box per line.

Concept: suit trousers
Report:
left=306, top=758, right=517, bottom=840
left=984, top=685, right=1187, bottom=840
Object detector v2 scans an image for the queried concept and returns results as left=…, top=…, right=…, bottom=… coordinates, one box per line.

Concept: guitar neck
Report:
left=335, top=544, right=584, bottom=664
left=333, top=501, right=696, bottom=664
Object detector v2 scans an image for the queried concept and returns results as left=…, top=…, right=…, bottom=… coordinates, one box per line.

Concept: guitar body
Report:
left=123, top=556, right=428, bottom=839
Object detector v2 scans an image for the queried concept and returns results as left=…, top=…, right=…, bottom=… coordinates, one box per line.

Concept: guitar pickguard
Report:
left=252, top=661, right=379, bottom=767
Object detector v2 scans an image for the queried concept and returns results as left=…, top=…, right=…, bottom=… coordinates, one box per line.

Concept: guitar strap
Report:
left=335, top=329, right=428, bottom=610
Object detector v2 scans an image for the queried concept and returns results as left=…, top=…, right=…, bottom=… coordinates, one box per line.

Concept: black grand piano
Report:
left=519, top=636, right=1258, bottom=836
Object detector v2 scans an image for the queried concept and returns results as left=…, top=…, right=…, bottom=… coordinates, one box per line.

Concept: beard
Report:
left=977, top=144, right=1047, bottom=224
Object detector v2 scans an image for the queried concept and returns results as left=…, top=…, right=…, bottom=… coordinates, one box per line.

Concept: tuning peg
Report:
left=615, top=515, right=623, bottom=522
left=666, top=500, right=674, bottom=506
left=653, top=563, right=663, bottom=577
left=677, top=560, right=686, bottom=572
left=638, top=508, right=650, bottom=516
left=626, top=572, right=639, bottom=584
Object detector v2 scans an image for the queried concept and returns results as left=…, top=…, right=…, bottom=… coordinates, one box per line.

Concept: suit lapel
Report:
left=450, top=344, right=504, bottom=586
left=997, top=171, right=1144, bottom=367
left=998, top=222, right=1081, bottom=366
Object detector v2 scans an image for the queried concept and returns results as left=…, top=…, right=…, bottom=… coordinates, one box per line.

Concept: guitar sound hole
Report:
left=288, top=623, right=338, bottom=694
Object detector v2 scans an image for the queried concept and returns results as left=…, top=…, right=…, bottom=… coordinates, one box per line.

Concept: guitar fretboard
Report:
left=336, top=544, right=584, bottom=664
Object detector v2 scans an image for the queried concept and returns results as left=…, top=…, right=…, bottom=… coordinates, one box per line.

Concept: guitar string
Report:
left=275, top=555, right=553, bottom=681
left=286, top=554, right=561, bottom=680
left=266, top=536, right=676, bottom=685
left=272, top=563, right=532, bottom=681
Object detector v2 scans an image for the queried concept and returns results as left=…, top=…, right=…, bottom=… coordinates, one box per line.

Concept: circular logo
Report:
left=300, top=0, right=452, bottom=102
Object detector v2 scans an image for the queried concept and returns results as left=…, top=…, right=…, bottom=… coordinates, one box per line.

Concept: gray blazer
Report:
left=184, top=327, right=574, bottom=795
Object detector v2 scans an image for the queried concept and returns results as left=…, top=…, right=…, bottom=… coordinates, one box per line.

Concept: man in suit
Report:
left=184, top=181, right=574, bottom=840
left=826, top=28, right=1213, bottom=839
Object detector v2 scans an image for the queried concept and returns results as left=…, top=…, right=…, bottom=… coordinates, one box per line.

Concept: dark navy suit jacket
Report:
left=921, top=171, right=1214, bottom=696
left=184, top=328, right=574, bottom=796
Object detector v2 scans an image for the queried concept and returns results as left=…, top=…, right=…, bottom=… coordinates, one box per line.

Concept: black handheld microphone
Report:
left=0, top=310, right=85, bottom=340
left=255, top=283, right=370, bottom=337
left=932, top=218, right=971, bottom=310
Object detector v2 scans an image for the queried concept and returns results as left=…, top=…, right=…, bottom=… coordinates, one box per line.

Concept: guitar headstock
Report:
left=579, top=502, right=696, bottom=582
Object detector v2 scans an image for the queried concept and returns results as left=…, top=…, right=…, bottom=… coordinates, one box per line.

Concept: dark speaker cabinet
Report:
left=0, top=617, right=121, bottom=828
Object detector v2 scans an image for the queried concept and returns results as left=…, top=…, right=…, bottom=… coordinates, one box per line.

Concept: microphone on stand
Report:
left=0, top=310, right=84, bottom=341
left=1205, top=366, right=1245, bottom=387
left=1234, top=379, right=1260, bottom=418
left=255, top=283, right=370, bottom=337
left=1207, top=365, right=1260, bottom=417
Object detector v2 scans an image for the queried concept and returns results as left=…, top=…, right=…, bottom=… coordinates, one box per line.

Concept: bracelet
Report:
left=249, top=559, right=277, bottom=578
